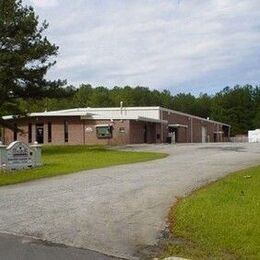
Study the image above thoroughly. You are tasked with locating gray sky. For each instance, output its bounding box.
[26,0,260,94]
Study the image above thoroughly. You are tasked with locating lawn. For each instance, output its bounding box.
[161,165,260,259]
[0,145,166,186]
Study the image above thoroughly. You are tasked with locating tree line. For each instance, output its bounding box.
[17,84,260,136]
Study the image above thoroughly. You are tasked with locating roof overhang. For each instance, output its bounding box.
[137,116,168,124]
[95,124,111,127]
[81,116,168,123]
[168,124,188,128]
[3,112,95,120]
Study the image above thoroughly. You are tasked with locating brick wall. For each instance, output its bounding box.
[129,121,145,144]
[129,121,160,144]
[3,111,229,145]
[162,111,190,142]
[161,110,227,143]
[3,117,131,145]
[83,120,130,145]
[4,123,28,144]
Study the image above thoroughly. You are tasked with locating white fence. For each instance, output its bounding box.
[230,136,248,143]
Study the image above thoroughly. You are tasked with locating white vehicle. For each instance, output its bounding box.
[248,129,260,143]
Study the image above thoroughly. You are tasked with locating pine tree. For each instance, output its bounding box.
[0,0,66,127]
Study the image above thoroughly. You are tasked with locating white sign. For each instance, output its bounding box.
[6,141,33,169]
[85,127,93,133]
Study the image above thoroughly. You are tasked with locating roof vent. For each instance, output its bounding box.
[120,101,123,115]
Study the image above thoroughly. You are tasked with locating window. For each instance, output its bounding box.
[14,123,17,141]
[36,124,44,144]
[0,127,3,142]
[119,127,125,133]
[28,123,32,143]
[96,125,112,138]
[64,120,69,142]
[48,122,52,143]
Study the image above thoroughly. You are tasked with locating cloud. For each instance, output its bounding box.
[26,0,260,93]
[30,0,59,8]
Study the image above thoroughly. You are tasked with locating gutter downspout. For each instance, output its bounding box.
[120,101,123,119]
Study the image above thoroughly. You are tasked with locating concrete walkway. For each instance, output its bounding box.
[0,143,259,259]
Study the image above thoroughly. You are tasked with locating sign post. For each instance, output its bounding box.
[31,141,42,167]
[0,141,42,170]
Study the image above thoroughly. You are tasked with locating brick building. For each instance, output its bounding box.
[1,106,230,145]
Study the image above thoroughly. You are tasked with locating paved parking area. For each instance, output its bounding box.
[0,232,118,260]
[0,143,259,259]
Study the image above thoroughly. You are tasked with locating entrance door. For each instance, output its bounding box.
[168,127,178,143]
[201,126,207,143]
[36,124,44,144]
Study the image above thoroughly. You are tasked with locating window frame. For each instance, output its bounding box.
[28,123,32,143]
[64,120,69,143]
[48,122,52,143]
[96,125,112,139]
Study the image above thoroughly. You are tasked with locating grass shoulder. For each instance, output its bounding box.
[160,165,260,259]
[0,145,167,186]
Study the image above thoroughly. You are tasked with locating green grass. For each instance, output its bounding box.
[0,145,167,186]
[161,165,260,259]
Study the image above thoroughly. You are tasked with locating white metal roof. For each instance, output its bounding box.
[2,109,96,120]
[3,107,160,121]
[2,106,230,126]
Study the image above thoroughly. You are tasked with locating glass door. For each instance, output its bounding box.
[36,124,44,144]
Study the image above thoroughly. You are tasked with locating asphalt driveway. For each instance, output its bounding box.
[0,143,259,259]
